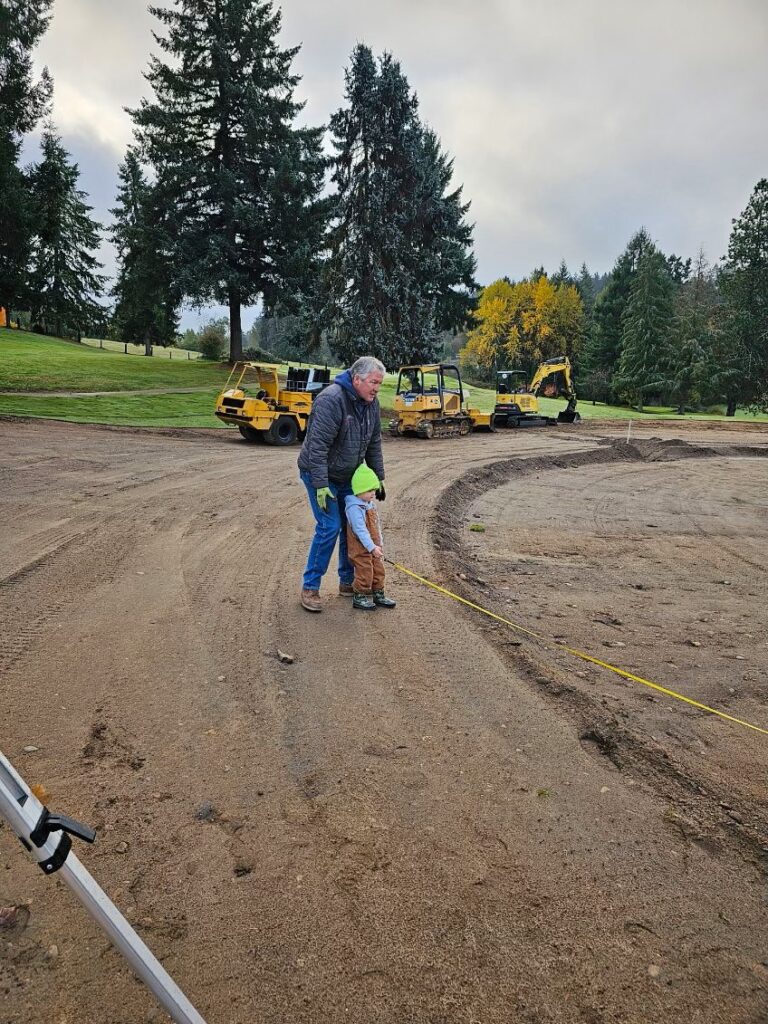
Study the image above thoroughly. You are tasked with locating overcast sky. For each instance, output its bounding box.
[27,0,768,330]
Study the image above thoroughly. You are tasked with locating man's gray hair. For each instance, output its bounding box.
[350,356,386,380]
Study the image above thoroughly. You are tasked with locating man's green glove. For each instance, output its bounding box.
[316,487,335,512]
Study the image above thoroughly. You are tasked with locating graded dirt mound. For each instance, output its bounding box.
[431,437,768,871]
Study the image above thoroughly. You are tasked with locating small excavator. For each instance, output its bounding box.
[494,356,580,427]
[214,362,330,444]
[388,363,495,438]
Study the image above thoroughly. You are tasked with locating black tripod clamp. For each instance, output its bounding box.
[29,807,96,874]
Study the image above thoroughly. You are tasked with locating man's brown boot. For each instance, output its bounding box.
[300,588,322,613]
[338,582,354,596]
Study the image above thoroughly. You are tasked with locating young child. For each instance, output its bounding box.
[344,463,397,611]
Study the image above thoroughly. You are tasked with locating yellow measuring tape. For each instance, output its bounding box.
[387,559,768,737]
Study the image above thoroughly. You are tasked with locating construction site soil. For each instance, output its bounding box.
[1,417,767,1024]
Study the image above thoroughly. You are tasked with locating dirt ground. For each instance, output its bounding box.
[1,417,767,1024]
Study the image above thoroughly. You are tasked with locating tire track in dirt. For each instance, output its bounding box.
[0,448,254,678]
[0,527,87,585]
[0,520,131,677]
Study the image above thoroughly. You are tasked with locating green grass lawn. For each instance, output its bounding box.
[0,330,228,392]
[565,401,768,422]
[1,330,766,428]
[79,335,203,360]
[0,389,224,427]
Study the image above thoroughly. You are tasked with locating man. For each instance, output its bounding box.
[297,356,386,613]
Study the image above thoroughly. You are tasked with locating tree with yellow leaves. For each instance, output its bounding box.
[460,279,517,380]
[462,275,584,381]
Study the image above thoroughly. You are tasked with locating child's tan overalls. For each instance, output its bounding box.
[347,506,385,594]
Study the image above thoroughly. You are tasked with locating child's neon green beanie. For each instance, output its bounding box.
[351,463,380,495]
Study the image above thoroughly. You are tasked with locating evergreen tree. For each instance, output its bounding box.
[0,134,33,321]
[614,249,675,410]
[705,293,745,417]
[669,249,719,413]
[719,178,768,410]
[27,127,106,339]
[0,0,53,322]
[110,148,180,354]
[325,45,475,367]
[576,263,598,318]
[665,253,692,286]
[580,229,654,400]
[131,0,326,362]
[414,126,476,336]
[551,259,573,287]
[0,0,53,137]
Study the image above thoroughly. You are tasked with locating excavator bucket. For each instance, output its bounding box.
[557,409,580,423]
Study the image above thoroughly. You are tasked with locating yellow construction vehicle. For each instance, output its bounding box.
[494,356,579,427]
[389,363,495,438]
[214,362,330,444]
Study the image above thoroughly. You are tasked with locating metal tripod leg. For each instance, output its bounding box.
[0,750,208,1024]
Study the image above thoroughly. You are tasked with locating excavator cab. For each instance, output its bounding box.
[495,357,579,427]
[496,370,528,396]
[494,369,539,424]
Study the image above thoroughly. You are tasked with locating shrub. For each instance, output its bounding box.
[243,345,281,363]
[199,322,227,360]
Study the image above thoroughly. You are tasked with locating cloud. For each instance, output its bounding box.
[35,0,152,155]
[28,0,768,311]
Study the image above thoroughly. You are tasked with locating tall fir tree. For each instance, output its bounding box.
[580,228,654,399]
[110,148,180,354]
[131,0,326,362]
[575,263,598,318]
[614,249,675,410]
[28,127,105,339]
[325,45,475,367]
[412,126,476,337]
[669,249,719,413]
[0,0,52,137]
[718,178,768,410]
[551,259,573,287]
[0,133,34,320]
[0,0,53,322]
[665,253,692,286]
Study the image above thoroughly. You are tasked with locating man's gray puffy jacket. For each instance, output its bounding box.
[297,370,384,489]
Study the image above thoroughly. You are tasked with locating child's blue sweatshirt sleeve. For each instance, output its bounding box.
[345,496,377,551]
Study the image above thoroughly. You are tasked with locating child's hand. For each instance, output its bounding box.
[371,545,383,559]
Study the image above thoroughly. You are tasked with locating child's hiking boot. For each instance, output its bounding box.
[353,592,376,611]
[373,590,396,608]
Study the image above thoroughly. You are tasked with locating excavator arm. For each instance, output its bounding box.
[529,358,576,406]
[528,357,579,421]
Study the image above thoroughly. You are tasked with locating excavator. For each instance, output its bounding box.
[494,356,580,427]
[214,362,330,444]
[388,363,495,438]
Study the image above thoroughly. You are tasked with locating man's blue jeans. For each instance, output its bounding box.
[300,470,354,590]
